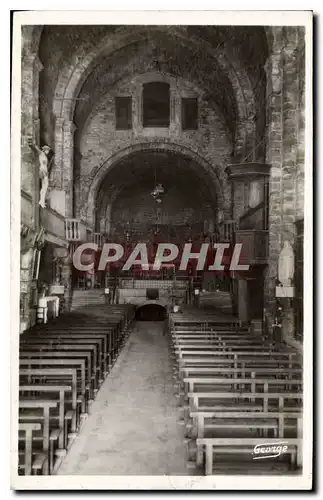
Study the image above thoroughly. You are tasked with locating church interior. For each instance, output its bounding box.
[18,24,305,476]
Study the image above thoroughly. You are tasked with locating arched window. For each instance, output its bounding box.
[143,82,170,127]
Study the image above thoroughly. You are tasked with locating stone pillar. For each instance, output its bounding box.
[46,116,67,216]
[264,27,305,343]
[133,81,142,131]
[20,48,43,331]
[296,42,305,220]
[263,28,284,334]
[172,83,181,136]
[238,279,248,323]
[63,120,77,217]
[20,234,35,331]
[73,147,82,219]
[105,204,112,236]
[21,52,43,215]
[61,253,73,312]
[52,116,65,188]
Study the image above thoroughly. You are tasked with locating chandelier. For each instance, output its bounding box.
[150,166,164,204]
[151,183,164,204]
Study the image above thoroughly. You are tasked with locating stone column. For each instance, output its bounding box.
[52,116,65,188]
[296,40,305,220]
[105,204,112,236]
[73,147,82,219]
[264,27,304,343]
[63,120,77,218]
[133,81,142,132]
[263,29,284,335]
[20,50,43,331]
[238,279,248,324]
[61,252,74,312]
[45,116,68,215]
[21,52,43,217]
[55,117,76,310]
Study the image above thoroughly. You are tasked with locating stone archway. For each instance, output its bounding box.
[52,26,255,130]
[50,26,259,198]
[135,303,168,321]
[85,142,225,227]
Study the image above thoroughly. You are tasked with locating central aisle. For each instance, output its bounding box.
[58,321,188,475]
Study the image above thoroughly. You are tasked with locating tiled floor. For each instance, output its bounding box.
[58,321,188,475]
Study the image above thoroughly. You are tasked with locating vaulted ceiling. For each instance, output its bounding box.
[35,25,269,224]
[95,149,218,219]
[38,25,268,144]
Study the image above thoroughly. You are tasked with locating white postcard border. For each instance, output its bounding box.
[10,9,313,490]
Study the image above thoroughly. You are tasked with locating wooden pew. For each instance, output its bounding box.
[173,345,297,355]
[20,358,87,416]
[172,351,301,370]
[169,313,303,476]
[196,432,302,475]
[20,368,78,435]
[21,333,106,385]
[175,366,302,393]
[19,384,72,451]
[172,337,265,345]
[189,410,302,467]
[20,351,93,402]
[20,340,100,391]
[182,376,303,394]
[29,330,113,374]
[173,350,299,374]
[19,399,58,474]
[171,324,249,331]
[189,410,301,438]
[18,422,47,476]
[178,366,302,379]
[17,304,135,476]
[27,322,124,371]
[29,318,125,365]
[187,392,303,414]
[175,358,302,369]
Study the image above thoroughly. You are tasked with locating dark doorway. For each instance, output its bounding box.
[135,304,167,321]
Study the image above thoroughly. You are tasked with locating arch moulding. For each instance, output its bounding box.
[85,142,225,227]
[52,26,255,130]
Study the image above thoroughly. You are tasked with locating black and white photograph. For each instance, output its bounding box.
[10,10,313,490]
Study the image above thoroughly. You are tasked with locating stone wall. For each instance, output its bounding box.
[264,26,305,347]
[76,72,232,225]
[20,25,306,336]
[110,184,213,241]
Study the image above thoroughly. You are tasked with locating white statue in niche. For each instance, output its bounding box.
[278,240,295,287]
[29,141,54,208]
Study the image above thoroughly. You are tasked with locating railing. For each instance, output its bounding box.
[65,219,80,241]
[202,275,233,294]
[65,220,104,244]
[119,279,188,290]
[92,232,103,246]
[220,220,238,243]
